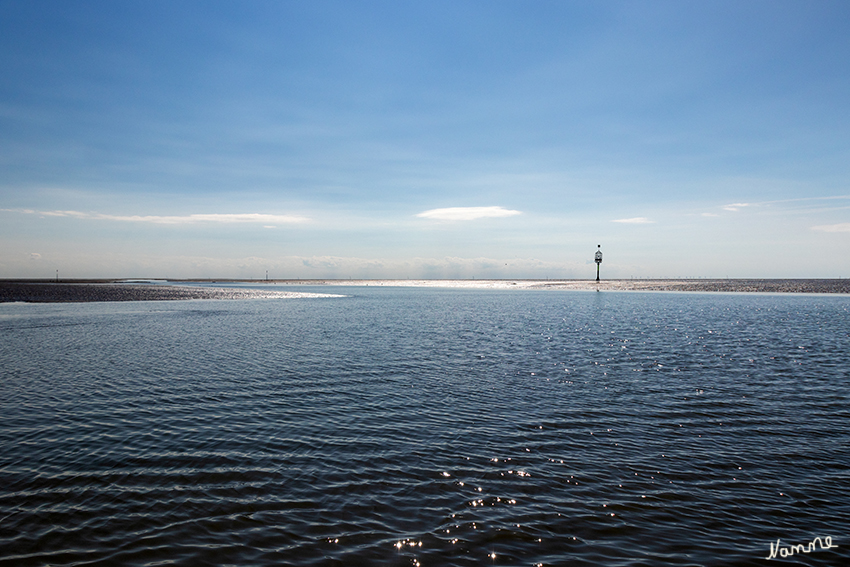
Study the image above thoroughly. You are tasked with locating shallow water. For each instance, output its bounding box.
[1,288,848,566]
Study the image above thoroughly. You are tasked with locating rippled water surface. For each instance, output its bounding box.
[2,288,849,566]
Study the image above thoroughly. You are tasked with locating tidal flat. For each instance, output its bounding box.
[2,278,850,303]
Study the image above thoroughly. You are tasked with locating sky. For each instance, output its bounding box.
[1,0,849,280]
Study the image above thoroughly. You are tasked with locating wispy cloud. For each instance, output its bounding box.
[611,217,655,224]
[3,209,310,224]
[756,195,850,206]
[811,223,850,233]
[701,212,719,217]
[416,206,521,221]
[720,196,850,214]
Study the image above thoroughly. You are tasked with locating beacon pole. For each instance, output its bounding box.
[595,245,602,282]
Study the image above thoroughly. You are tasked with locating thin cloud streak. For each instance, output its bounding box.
[721,196,850,213]
[416,206,522,221]
[4,209,310,224]
[811,223,850,233]
[752,195,850,206]
[611,217,655,224]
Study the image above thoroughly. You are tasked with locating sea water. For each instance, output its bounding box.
[1,287,848,566]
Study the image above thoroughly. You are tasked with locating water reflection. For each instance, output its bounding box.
[0,290,848,565]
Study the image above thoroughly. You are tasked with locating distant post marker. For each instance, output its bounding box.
[594,245,602,282]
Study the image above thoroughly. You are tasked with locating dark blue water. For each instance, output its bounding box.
[1,288,848,566]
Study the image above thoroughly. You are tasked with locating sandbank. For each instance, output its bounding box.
[2,278,849,303]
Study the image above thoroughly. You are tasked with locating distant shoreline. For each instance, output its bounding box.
[2,278,850,303]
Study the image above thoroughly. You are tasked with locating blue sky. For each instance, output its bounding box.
[2,0,849,279]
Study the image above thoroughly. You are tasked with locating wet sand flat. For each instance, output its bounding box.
[2,279,850,303]
[288,278,850,293]
[0,282,341,303]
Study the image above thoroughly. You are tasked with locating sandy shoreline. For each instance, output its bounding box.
[2,278,850,303]
[275,278,850,293]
